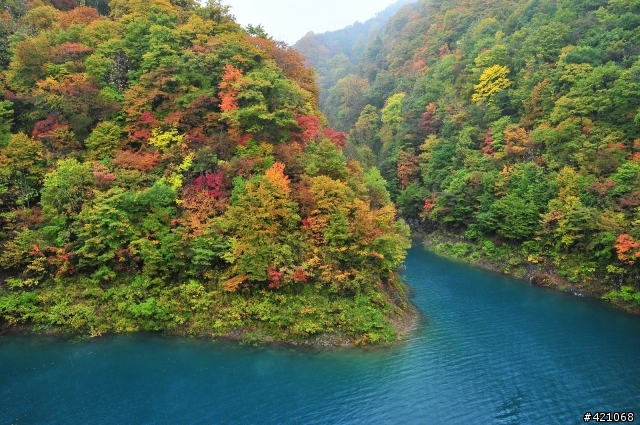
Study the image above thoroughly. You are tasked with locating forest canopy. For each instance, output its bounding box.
[0,0,411,343]
[298,0,640,310]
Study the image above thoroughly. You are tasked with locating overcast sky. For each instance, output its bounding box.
[220,0,398,45]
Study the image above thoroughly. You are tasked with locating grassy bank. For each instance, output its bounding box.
[0,275,418,346]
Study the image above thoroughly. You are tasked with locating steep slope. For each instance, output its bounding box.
[0,0,412,343]
[294,0,416,120]
[313,0,640,310]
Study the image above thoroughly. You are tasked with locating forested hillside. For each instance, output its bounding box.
[294,0,415,116]
[313,0,640,310]
[0,0,412,343]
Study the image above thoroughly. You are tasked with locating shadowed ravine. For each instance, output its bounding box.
[2,245,639,424]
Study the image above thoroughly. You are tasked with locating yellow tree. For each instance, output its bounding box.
[471,65,511,104]
[222,162,302,285]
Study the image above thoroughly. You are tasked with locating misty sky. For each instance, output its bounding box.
[220,0,398,45]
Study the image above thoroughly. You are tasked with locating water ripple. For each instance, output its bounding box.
[2,246,640,424]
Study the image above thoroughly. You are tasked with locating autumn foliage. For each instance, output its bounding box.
[218,64,242,113]
[615,235,640,265]
[295,0,640,307]
[0,0,411,341]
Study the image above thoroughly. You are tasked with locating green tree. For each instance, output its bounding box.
[85,121,123,160]
[75,187,135,273]
[0,133,48,208]
[486,193,540,240]
[304,139,349,181]
[41,159,94,222]
[0,100,13,147]
[352,104,382,154]
[381,93,406,128]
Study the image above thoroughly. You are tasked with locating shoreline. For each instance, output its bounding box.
[4,228,638,346]
[0,308,421,348]
[418,231,640,316]
[0,284,422,348]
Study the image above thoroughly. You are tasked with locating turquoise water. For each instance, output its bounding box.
[2,246,640,424]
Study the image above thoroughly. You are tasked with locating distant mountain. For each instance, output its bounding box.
[294,0,416,107]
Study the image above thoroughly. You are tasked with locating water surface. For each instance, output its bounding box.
[2,246,639,424]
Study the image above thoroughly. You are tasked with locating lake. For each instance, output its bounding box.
[1,246,639,424]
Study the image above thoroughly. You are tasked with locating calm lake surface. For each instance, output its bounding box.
[2,246,640,424]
